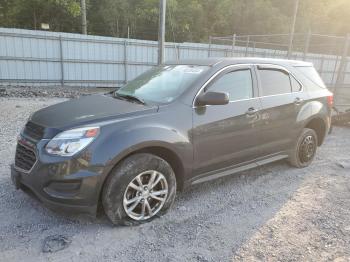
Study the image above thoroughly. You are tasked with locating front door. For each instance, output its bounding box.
[192,65,262,177]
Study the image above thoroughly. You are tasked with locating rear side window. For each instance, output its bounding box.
[295,66,326,88]
[208,69,253,101]
[259,69,291,96]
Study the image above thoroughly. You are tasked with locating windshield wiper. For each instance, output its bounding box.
[114,92,146,105]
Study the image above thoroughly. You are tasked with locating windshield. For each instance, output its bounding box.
[116,65,209,104]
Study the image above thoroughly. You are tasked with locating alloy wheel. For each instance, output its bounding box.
[123,170,168,221]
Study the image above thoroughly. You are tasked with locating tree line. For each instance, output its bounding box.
[0,0,349,43]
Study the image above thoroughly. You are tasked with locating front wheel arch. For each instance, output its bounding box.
[101,153,177,225]
[133,146,186,190]
[96,145,186,215]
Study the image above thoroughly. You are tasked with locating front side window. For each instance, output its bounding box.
[208,69,253,101]
[116,65,209,104]
[259,69,292,96]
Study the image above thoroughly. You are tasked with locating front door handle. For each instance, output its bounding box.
[294,97,304,105]
[246,107,258,116]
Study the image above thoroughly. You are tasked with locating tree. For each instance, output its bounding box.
[0,0,349,41]
[0,0,81,31]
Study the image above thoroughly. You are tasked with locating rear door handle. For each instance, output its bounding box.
[246,107,258,116]
[294,97,304,105]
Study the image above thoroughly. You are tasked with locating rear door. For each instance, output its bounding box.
[192,65,262,176]
[256,64,306,156]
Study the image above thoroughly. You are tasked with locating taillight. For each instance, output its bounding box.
[327,95,334,108]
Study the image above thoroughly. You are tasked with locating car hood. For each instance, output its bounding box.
[30,94,158,129]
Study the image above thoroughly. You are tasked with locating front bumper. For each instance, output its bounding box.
[11,139,106,216]
[11,165,98,215]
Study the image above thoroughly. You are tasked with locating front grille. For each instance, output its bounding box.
[23,121,45,140]
[15,143,37,171]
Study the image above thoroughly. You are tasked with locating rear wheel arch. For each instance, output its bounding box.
[304,117,327,146]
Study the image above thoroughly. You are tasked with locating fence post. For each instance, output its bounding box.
[177,44,181,60]
[208,36,212,57]
[174,44,180,61]
[273,49,277,58]
[59,36,64,86]
[319,55,325,77]
[335,34,350,99]
[331,55,340,88]
[303,30,311,61]
[124,40,128,84]
[245,35,250,57]
[231,34,236,56]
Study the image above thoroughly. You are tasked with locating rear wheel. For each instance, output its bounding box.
[288,128,318,168]
[102,153,177,225]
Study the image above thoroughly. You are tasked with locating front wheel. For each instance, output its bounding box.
[288,128,318,168]
[102,153,177,225]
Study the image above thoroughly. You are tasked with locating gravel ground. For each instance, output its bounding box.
[0,86,113,98]
[0,97,350,262]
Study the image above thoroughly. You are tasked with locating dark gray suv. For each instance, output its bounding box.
[11,58,333,225]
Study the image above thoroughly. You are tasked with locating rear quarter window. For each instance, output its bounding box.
[290,76,302,92]
[295,66,326,88]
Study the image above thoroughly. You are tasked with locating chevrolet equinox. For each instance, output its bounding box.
[11,58,333,225]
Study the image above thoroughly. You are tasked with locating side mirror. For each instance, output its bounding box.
[196,91,229,106]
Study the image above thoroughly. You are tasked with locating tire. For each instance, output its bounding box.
[288,128,318,168]
[102,153,177,226]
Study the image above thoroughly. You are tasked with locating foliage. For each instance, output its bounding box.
[0,0,350,42]
[0,0,81,31]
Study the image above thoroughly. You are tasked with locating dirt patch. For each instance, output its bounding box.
[233,168,350,261]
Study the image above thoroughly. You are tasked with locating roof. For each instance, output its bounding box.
[165,57,313,67]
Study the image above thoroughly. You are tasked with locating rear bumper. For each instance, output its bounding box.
[11,164,99,215]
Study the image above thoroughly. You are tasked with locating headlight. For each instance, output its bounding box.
[45,126,100,156]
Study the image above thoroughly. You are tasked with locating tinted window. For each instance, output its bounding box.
[208,69,253,101]
[259,69,291,96]
[295,66,326,88]
[290,76,302,92]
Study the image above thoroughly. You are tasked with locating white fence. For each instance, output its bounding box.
[0,28,349,88]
